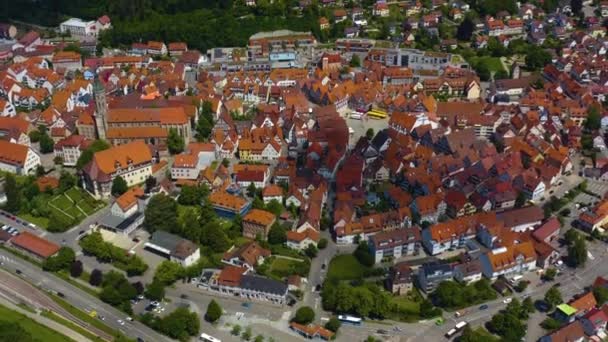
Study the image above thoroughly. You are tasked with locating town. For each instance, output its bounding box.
[0,0,607,341]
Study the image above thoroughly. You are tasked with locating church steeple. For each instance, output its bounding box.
[93,72,108,141]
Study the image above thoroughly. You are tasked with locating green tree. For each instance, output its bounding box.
[545,286,563,310]
[564,229,580,245]
[593,286,608,305]
[242,327,252,341]
[456,17,474,41]
[177,185,208,205]
[90,269,103,286]
[525,46,552,71]
[195,116,213,141]
[247,183,257,198]
[292,306,315,324]
[76,140,110,170]
[231,324,242,336]
[39,132,54,153]
[205,300,222,323]
[145,279,166,301]
[366,128,374,140]
[318,238,328,249]
[265,199,283,217]
[305,243,318,258]
[487,312,526,341]
[154,261,185,285]
[354,242,374,267]
[111,176,128,196]
[325,317,341,332]
[543,268,557,281]
[157,307,200,340]
[200,221,230,252]
[42,247,76,272]
[568,237,587,267]
[167,128,185,154]
[144,194,179,233]
[58,171,77,192]
[70,260,83,277]
[268,222,287,245]
[541,317,562,330]
[350,54,361,67]
[4,174,20,213]
[584,107,601,131]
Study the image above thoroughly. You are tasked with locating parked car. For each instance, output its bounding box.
[479,304,488,310]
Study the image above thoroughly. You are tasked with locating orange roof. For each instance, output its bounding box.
[243,209,276,227]
[115,187,144,211]
[217,265,246,287]
[106,127,168,139]
[262,184,283,198]
[233,164,268,174]
[107,107,189,125]
[486,242,536,272]
[0,140,29,167]
[11,231,60,259]
[173,154,197,168]
[569,292,597,313]
[289,322,334,340]
[208,191,249,211]
[286,228,320,243]
[52,51,81,63]
[92,141,152,175]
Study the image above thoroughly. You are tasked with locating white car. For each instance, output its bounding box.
[503,298,512,304]
[117,319,125,326]
[126,316,133,321]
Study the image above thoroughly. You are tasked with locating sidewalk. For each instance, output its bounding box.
[0,296,93,342]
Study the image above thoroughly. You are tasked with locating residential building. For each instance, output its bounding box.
[171,142,216,181]
[243,209,276,240]
[201,266,288,304]
[82,141,154,198]
[369,229,421,264]
[386,262,414,295]
[262,184,283,204]
[208,191,251,218]
[480,242,537,280]
[453,259,483,284]
[286,228,320,250]
[52,51,82,72]
[290,322,335,341]
[539,321,585,342]
[532,217,561,243]
[579,200,608,232]
[417,262,453,292]
[0,140,41,175]
[497,206,544,232]
[580,308,608,336]
[222,241,271,271]
[144,231,200,267]
[53,135,90,167]
[98,187,148,236]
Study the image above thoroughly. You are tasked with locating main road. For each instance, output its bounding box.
[0,248,172,342]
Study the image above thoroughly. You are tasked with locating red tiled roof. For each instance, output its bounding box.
[11,232,60,259]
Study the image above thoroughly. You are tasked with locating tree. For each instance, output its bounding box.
[154,261,185,285]
[487,312,526,341]
[58,171,77,192]
[254,335,264,342]
[522,297,535,314]
[90,269,103,286]
[525,46,552,71]
[325,317,341,333]
[366,128,374,140]
[293,306,315,324]
[4,174,20,213]
[268,222,287,245]
[265,199,283,217]
[354,242,374,267]
[145,176,157,193]
[231,324,242,336]
[157,307,200,340]
[350,54,361,67]
[564,229,580,245]
[242,327,252,341]
[568,237,587,267]
[541,317,562,330]
[545,286,563,310]
[195,115,213,141]
[594,286,608,305]
[76,140,110,170]
[144,279,166,301]
[39,133,55,154]
[167,128,185,154]
[178,185,208,205]
[0,321,35,341]
[584,107,601,131]
[247,183,257,198]
[70,260,83,277]
[543,268,557,281]
[205,300,222,323]
[318,238,328,249]
[43,247,76,272]
[456,17,474,41]
[305,243,318,258]
[111,176,128,196]
[144,194,178,233]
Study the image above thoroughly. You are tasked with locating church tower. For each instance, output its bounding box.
[93,73,108,140]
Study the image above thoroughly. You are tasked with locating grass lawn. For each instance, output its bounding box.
[41,311,104,342]
[18,213,49,228]
[0,304,73,342]
[326,254,370,281]
[468,56,506,72]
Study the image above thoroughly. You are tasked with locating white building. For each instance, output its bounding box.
[171,143,216,181]
[53,135,90,167]
[59,16,111,38]
[145,231,200,267]
[0,140,40,175]
[480,243,537,280]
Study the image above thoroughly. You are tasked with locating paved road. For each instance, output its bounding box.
[0,249,172,342]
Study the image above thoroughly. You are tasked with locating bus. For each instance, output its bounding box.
[338,315,362,325]
[199,333,221,342]
[445,328,458,338]
[366,109,388,119]
[455,321,468,330]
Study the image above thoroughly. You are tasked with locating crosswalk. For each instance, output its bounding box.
[0,255,14,264]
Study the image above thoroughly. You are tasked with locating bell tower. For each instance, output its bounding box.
[93,72,108,140]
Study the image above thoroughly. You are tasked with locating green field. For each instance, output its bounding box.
[0,304,73,342]
[326,254,370,281]
[19,213,50,228]
[468,56,506,73]
[48,187,104,221]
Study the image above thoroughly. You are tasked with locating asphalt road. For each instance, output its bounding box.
[0,248,172,342]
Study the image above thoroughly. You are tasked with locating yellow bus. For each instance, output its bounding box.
[366,109,387,119]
